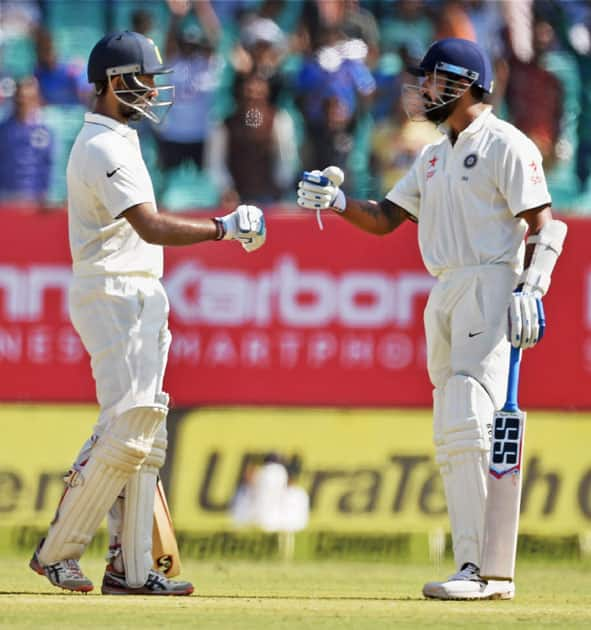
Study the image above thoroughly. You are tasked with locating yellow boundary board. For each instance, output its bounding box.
[1,405,591,535]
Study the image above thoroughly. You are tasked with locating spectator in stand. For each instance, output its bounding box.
[341,0,381,70]
[463,0,506,61]
[33,28,90,106]
[554,0,591,202]
[371,76,441,195]
[154,13,223,184]
[0,77,52,204]
[308,85,356,174]
[231,15,290,105]
[131,9,154,39]
[433,0,477,41]
[207,72,297,205]
[505,16,564,169]
[295,25,376,189]
[377,0,434,62]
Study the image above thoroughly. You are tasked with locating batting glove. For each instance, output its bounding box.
[508,292,546,349]
[297,166,346,212]
[218,204,266,252]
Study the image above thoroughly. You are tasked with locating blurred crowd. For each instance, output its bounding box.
[1,0,591,213]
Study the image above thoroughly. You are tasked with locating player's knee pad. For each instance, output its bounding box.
[94,403,168,473]
[435,374,494,569]
[439,375,493,456]
[143,425,168,472]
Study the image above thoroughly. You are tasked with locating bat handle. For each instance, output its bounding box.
[504,345,522,412]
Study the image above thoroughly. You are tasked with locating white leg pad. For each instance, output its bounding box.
[39,403,167,566]
[121,423,168,587]
[435,375,493,570]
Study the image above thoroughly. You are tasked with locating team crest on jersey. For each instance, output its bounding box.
[464,153,478,168]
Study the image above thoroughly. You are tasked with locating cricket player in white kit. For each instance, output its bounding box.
[297,38,567,600]
[29,31,266,595]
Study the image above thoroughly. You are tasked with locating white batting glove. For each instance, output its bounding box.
[219,204,266,252]
[508,292,546,349]
[297,166,346,212]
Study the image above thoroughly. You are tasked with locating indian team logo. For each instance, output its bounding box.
[464,153,478,168]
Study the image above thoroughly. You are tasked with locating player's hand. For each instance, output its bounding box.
[220,204,266,252]
[297,166,346,212]
[508,292,545,349]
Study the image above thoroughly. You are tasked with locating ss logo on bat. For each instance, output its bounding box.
[491,416,521,466]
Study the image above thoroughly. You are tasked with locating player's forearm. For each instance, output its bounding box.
[339,199,406,235]
[133,211,218,246]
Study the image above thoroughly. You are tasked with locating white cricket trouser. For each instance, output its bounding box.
[69,274,172,431]
[425,264,518,569]
[63,274,172,581]
[424,264,517,408]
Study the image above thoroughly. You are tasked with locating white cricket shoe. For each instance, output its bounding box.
[29,539,93,593]
[423,562,515,600]
[101,565,194,596]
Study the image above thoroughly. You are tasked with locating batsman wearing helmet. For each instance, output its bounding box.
[297,38,567,600]
[29,31,266,595]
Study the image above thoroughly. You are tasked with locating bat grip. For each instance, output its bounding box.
[504,345,522,412]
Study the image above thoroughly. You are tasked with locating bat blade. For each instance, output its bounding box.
[152,479,182,577]
[480,407,526,580]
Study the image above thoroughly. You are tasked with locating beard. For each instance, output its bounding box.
[423,97,459,124]
[118,101,143,122]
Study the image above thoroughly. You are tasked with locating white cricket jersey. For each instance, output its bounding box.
[386,107,552,277]
[67,112,163,278]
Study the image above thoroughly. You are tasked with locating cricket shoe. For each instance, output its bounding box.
[422,562,515,600]
[101,565,194,596]
[29,540,93,593]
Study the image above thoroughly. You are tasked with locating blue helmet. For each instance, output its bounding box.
[88,31,171,83]
[87,31,174,124]
[403,38,493,122]
[411,37,494,94]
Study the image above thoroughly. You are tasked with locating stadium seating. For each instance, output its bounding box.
[43,104,85,205]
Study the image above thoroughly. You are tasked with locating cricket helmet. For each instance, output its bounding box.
[403,38,494,122]
[87,31,174,124]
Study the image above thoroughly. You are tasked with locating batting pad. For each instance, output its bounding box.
[436,375,493,570]
[38,403,167,566]
[122,424,168,587]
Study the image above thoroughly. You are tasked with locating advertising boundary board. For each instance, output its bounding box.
[0,210,589,407]
[2,405,591,538]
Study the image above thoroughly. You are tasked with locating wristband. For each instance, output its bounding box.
[212,218,226,240]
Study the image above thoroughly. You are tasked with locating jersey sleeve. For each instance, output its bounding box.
[88,141,153,219]
[384,150,423,219]
[496,134,552,216]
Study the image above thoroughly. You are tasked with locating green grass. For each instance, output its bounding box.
[2,554,591,629]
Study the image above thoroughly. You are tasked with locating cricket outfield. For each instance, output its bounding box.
[2,554,591,629]
[2,405,591,627]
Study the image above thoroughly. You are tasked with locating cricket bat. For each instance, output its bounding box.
[481,345,526,581]
[152,478,182,577]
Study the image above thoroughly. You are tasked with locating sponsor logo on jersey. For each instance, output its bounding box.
[426,155,438,180]
[529,161,543,185]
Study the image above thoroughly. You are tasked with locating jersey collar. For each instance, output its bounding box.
[460,105,493,137]
[84,112,137,139]
[439,105,493,142]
